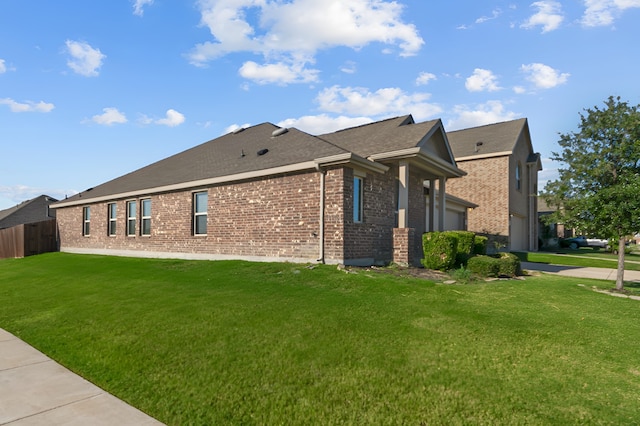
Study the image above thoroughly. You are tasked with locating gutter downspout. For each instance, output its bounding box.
[316,165,326,263]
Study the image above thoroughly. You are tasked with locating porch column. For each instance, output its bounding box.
[428,178,436,232]
[398,162,409,228]
[438,177,446,231]
[394,162,417,266]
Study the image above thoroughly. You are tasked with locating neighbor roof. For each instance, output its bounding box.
[0,195,57,228]
[447,118,529,160]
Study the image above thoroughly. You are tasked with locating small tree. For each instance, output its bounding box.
[543,96,640,290]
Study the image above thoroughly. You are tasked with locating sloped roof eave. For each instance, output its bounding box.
[368,147,466,178]
[52,155,388,209]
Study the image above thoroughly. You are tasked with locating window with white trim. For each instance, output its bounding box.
[141,199,151,236]
[126,201,137,236]
[353,176,363,223]
[82,206,90,236]
[107,203,117,236]
[193,191,208,235]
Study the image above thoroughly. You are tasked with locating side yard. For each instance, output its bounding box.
[1,253,639,424]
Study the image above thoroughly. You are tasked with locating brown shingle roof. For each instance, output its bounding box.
[447,118,528,159]
[57,123,349,205]
[319,115,442,157]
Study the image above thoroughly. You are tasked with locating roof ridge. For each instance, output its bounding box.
[448,117,526,134]
[320,114,413,136]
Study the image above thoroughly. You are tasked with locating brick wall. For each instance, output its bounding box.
[446,156,510,236]
[57,165,428,265]
[58,171,324,261]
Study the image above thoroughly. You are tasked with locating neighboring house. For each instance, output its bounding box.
[0,195,57,229]
[52,115,466,266]
[0,195,58,258]
[537,197,569,249]
[446,119,542,251]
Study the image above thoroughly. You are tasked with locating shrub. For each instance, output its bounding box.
[474,236,488,255]
[422,232,458,271]
[497,252,522,277]
[467,255,500,277]
[467,253,522,278]
[443,231,475,266]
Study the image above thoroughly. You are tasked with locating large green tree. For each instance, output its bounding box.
[543,96,640,290]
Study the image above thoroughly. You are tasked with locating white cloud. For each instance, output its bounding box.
[416,72,437,86]
[465,68,501,92]
[521,1,564,33]
[581,0,640,27]
[0,98,54,113]
[513,86,527,94]
[0,59,6,74]
[133,0,154,16]
[65,40,106,77]
[188,0,424,84]
[521,63,569,89]
[476,8,502,24]
[0,185,74,209]
[91,107,127,125]
[155,109,185,127]
[239,60,319,84]
[277,114,373,135]
[539,157,561,190]
[447,100,520,130]
[340,61,357,74]
[224,123,252,134]
[316,85,442,121]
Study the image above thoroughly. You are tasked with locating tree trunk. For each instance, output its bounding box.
[616,237,626,291]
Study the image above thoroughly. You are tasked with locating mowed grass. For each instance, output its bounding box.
[1,253,640,424]
[516,249,640,271]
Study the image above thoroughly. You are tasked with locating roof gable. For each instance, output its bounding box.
[447,118,529,160]
[320,115,462,177]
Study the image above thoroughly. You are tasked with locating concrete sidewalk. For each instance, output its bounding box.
[0,329,164,425]
[522,262,640,283]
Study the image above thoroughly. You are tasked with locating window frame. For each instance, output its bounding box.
[126,201,137,237]
[107,203,117,236]
[193,191,208,236]
[353,176,364,223]
[141,198,151,236]
[515,161,522,191]
[82,206,91,236]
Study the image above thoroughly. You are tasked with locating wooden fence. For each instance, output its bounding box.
[0,219,58,259]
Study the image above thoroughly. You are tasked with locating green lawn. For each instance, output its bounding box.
[515,249,640,271]
[1,253,640,424]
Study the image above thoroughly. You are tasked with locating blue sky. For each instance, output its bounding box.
[1,0,639,209]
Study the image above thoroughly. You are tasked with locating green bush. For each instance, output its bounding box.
[443,231,475,266]
[467,255,500,277]
[497,252,522,277]
[422,232,458,271]
[467,253,522,278]
[474,236,488,255]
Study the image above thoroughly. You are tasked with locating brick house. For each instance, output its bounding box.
[446,118,542,251]
[52,115,466,266]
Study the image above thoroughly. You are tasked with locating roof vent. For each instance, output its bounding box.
[232,127,245,134]
[271,127,289,137]
[475,141,483,152]
[257,148,269,156]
